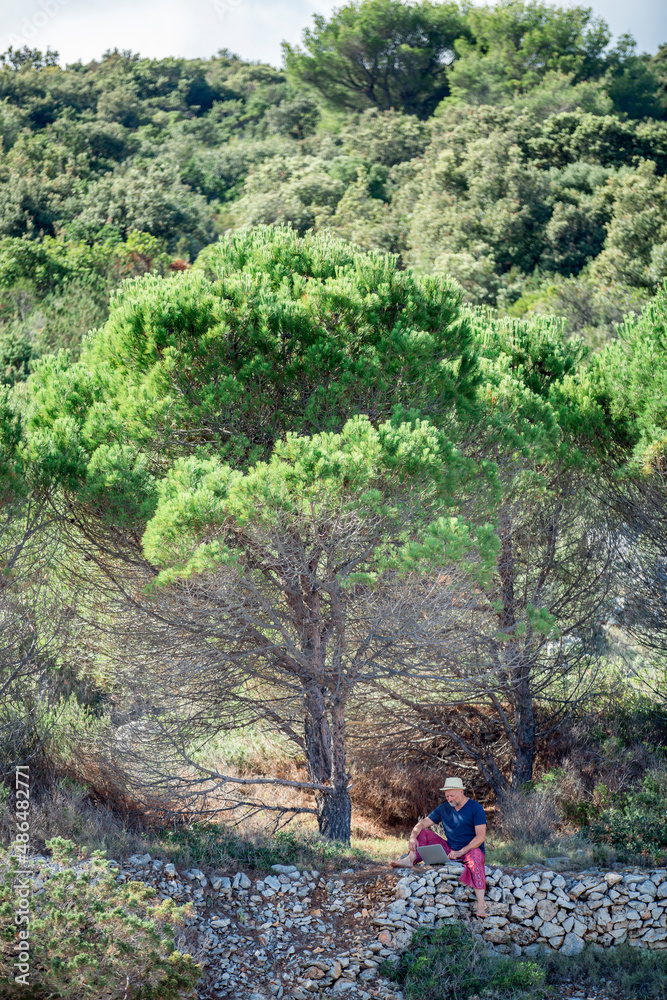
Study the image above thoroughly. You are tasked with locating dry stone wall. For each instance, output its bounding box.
[15,851,667,999]
[380,862,667,958]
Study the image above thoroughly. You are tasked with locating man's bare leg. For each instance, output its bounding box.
[473,887,486,917]
[390,850,418,868]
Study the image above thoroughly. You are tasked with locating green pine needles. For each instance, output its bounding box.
[0,839,200,999]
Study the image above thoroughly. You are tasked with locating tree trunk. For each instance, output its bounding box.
[303,682,332,783]
[511,739,535,788]
[498,508,536,789]
[511,659,536,788]
[317,784,352,842]
[303,684,351,843]
[322,700,351,841]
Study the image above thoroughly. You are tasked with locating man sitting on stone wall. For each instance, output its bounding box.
[390,776,487,917]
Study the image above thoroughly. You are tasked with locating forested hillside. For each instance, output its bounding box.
[0,0,666,380]
[3,3,667,995]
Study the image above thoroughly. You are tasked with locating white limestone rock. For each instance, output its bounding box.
[560,932,585,956]
[536,900,558,922]
[605,872,623,887]
[540,921,565,939]
[392,929,413,950]
[127,853,152,868]
[395,878,413,900]
[211,876,231,891]
[510,925,538,946]
[485,927,511,944]
[573,918,587,937]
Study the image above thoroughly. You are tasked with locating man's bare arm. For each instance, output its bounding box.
[408,815,435,853]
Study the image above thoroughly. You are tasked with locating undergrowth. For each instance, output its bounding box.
[0,838,200,1000]
[587,767,667,863]
[542,942,667,1000]
[383,923,547,1000]
[0,779,403,873]
[148,822,386,872]
[387,925,667,1000]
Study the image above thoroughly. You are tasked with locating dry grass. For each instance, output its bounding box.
[199,738,446,840]
[0,768,406,873]
[496,787,561,844]
[0,778,151,859]
[349,761,452,831]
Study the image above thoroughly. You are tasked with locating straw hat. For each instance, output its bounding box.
[440,777,464,791]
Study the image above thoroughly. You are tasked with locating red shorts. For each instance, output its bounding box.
[415,829,486,890]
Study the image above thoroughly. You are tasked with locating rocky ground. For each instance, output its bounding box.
[22,851,648,999]
[115,854,406,1000]
[113,853,636,999]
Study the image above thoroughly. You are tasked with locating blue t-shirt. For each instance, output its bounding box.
[428,799,486,854]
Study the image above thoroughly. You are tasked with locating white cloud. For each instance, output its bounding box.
[0,0,337,65]
[0,0,664,69]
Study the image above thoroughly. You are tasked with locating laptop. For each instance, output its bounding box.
[418,843,451,865]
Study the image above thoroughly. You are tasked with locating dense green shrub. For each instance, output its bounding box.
[0,232,168,293]
[0,231,171,360]
[384,923,546,999]
[388,924,667,1000]
[542,941,667,1000]
[0,326,34,384]
[589,767,667,859]
[0,838,200,999]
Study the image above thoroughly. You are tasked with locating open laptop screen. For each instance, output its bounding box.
[418,843,450,865]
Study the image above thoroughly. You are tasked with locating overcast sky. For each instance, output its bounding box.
[1,0,665,68]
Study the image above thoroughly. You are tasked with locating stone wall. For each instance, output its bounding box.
[17,849,667,999]
[376,862,667,958]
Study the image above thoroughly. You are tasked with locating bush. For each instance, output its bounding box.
[0,326,35,384]
[349,761,451,829]
[542,941,667,1000]
[588,765,667,861]
[497,787,561,844]
[0,838,200,999]
[384,923,546,1000]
